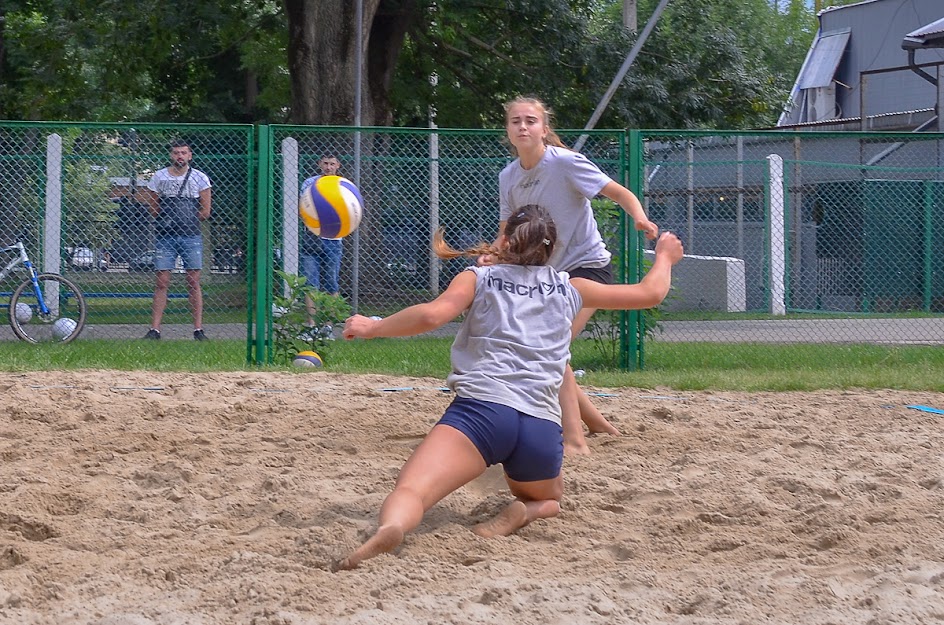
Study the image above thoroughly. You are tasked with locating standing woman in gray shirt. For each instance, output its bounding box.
[495,95,660,456]
[335,205,683,570]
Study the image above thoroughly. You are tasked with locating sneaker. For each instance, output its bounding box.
[320,324,335,341]
[193,329,208,341]
[144,329,161,340]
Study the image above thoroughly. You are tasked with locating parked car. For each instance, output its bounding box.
[70,246,94,270]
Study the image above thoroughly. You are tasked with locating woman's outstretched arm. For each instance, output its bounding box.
[572,231,683,311]
[344,270,476,339]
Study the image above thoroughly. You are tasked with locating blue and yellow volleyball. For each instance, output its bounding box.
[293,350,323,368]
[299,175,364,239]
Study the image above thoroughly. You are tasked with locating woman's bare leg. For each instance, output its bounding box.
[560,366,590,456]
[577,386,620,435]
[473,474,563,538]
[335,424,486,570]
[571,307,620,436]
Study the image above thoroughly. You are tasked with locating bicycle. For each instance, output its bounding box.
[1,237,87,343]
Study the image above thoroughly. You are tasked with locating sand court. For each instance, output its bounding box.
[1,370,943,624]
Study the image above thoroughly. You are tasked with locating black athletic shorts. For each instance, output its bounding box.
[568,263,615,285]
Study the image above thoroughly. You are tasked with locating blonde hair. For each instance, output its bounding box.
[503,96,569,157]
[433,205,557,267]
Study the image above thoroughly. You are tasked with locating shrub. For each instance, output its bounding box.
[272,270,351,365]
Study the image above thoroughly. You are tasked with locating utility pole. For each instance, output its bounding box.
[623,0,637,32]
[573,0,671,152]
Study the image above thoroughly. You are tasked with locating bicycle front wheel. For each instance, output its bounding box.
[9,273,87,343]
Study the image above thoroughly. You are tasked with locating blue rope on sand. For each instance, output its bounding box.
[906,404,944,415]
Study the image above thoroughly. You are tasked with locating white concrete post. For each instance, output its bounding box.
[767,154,786,315]
[281,137,299,297]
[45,134,63,316]
[45,134,63,275]
[429,125,440,295]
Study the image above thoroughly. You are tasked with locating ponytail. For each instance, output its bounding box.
[433,205,557,267]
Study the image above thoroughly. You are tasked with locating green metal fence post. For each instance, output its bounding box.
[924,179,933,312]
[244,127,257,364]
[622,129,644,371]
[251,125,272,365]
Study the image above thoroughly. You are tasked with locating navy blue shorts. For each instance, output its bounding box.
[436,396,563,482]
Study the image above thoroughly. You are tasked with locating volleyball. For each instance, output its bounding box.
[52,317,77,341]
[293,350,323,368]
[299,175,364,239]
[14,303,32,324]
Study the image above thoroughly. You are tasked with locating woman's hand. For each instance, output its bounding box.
[636,218,659,240]
[342,314,378,340]
[654,231,683,264]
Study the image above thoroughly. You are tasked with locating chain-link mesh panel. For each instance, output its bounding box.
[266,126,512,366]
[6,122,939,357]
[640,131,944,345]
[0,122,253,341]
[260,126,635,365]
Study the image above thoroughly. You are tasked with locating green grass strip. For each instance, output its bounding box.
[0,338,941,392]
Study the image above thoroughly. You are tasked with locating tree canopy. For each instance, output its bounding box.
[0,0,843,129]
[0,0,286,122]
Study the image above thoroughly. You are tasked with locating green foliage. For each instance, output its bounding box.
[576,0,816,129]
[0,0,287,122]
[60,130,121,251]
[393,0,598,128]
[394,0,821,129]
[1,0,825,129]
[271,270,351,366]
[8,128,121,255]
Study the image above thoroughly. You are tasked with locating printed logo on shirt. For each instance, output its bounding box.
[486,275,567,298]
[155,179,195,197]
[519,178,540,190]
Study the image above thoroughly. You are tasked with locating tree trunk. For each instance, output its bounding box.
[285,0,414,126]
[366,0,416,126]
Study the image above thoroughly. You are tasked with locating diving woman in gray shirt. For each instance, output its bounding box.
[336,205,683,570]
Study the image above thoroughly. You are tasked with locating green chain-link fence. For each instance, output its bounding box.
[0,122,254,343]
[2,122,941,364]
[254,125,635,366]
[637,130,944,347]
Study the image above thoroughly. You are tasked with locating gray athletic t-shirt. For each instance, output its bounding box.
[447,264,583,425]
[499,145,612,272]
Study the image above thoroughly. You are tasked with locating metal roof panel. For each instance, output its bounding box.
[902,16,944,49]
[798,29,851,89]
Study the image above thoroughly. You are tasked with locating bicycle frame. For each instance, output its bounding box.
[0,241,51,315]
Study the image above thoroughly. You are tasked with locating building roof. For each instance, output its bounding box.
[902,16,944,49]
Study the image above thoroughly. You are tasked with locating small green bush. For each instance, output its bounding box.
[272,270,351,365]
